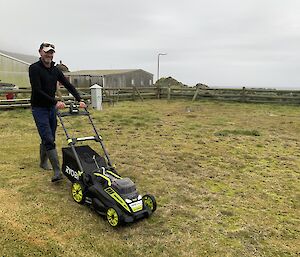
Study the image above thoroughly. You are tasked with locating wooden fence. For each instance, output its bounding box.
[1,86,300,109]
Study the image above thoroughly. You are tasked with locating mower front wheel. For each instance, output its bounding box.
[71,182,86,204]
[106,207,122,227]
[142,194,157,213]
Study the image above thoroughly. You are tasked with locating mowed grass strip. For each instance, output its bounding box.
[0,100,299,257]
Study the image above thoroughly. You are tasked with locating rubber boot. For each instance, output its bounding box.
[47,149,63,182]
[40,144,52,170]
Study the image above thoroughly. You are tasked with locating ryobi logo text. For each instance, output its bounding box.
[65,166,79,180]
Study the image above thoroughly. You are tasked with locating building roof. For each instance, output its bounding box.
[0,50,39,65]
[65,69,153,76]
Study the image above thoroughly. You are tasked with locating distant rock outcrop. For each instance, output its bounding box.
[56,60,70,72]
[155,77,187,87]
[195,83,209,89]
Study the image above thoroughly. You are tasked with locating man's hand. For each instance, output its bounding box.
[79,101,87,108]
[56,101,66,109]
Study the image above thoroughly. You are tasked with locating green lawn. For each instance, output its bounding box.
[0,100,299,257]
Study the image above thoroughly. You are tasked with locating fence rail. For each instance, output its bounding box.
[1,86,300,109]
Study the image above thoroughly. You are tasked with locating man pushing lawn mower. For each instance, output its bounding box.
[29,42,86,182]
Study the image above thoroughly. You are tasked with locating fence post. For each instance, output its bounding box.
[117,89,120,102]
[90,84,102,110]
[133,86,144,101]
[167,86,171,101]
[242,86,246,102]
[132,86,136,101]
[192,85,200,101]
[156,84,161,99]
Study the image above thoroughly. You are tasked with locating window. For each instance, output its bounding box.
[131,79,135,85]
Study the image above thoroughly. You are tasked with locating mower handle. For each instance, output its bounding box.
[56,101,114,168]
[57,102,89,117]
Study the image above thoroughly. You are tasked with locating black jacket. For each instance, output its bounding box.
[29,59,81,107]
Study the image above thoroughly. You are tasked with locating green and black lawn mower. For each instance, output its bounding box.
[57,103,156,227]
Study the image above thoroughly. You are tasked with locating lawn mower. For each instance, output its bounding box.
[56,103,156,227]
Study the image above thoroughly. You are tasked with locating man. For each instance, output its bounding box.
[29,42,86,182]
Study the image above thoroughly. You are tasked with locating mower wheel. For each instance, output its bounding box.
[142,194,157,212]
[71,182,86,204]
[106,207,121,227]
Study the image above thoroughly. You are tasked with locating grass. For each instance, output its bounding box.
[214,129,261,137]
[0,100,299,257]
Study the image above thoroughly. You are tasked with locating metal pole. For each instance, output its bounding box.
[157,53,167,82]
[157,54,160,82]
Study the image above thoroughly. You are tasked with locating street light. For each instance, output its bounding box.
[157,53,167,82]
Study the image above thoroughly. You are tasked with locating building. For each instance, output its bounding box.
[0,50,38,88]
[65,69,153,88]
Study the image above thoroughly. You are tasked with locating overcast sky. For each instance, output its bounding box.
[1,0,300,88]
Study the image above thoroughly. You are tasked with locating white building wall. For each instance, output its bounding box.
[0,54,30,87]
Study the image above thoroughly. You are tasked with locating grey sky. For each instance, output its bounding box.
[1,0,300,88]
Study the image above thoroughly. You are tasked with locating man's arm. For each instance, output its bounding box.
[56,69,86,109]
[57,69,81,102]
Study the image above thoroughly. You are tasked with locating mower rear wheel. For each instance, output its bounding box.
[71,182,86,204]
[106,207,121,227]
[142,194,157,212]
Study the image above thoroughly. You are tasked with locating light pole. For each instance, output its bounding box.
[157,53,167,82]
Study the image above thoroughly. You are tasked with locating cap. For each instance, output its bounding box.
[39,42,55,52]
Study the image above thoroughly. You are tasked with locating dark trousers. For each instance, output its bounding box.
[32,106,57,151]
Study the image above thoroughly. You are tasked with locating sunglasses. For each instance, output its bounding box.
[41,43,55,49]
